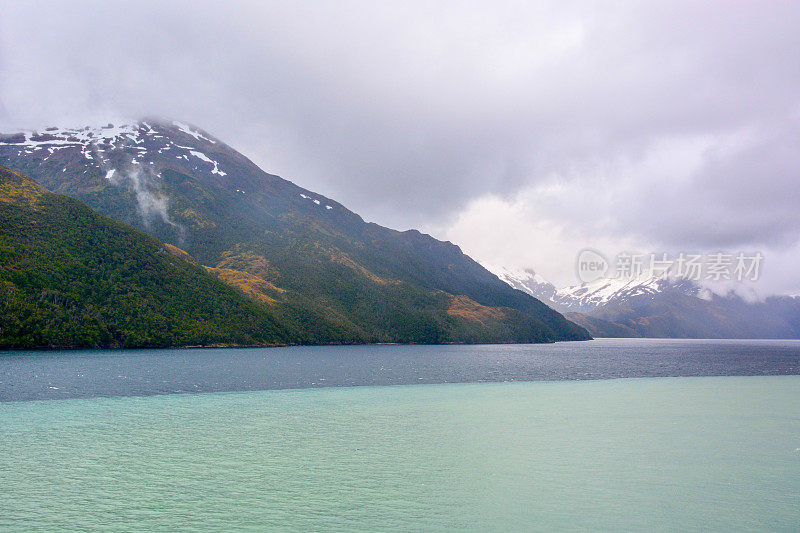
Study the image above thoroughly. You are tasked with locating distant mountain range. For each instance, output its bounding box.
[0,120,589,348]
[484,264,800,339]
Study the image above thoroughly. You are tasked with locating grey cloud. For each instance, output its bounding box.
[614,120,800,250]
[1,0,799,288]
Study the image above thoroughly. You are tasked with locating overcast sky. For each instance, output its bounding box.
[1,1,799,293]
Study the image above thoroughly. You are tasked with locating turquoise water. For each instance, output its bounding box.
[1,376,798,531]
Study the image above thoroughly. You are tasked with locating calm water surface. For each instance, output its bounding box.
[1,340,799,531]
[2,338,799,401]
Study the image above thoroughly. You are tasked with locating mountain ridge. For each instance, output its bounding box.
[0,120,590,345]
[484,264,800,339]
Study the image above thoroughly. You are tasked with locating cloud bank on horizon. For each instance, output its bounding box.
[1,1,798,293]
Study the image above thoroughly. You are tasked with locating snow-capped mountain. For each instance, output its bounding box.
[3,121,224,173]
[481,264,558,302]
[2,120,270,194]
[485,263,800,338]
[0,120,348,243]
[0,119,590,344]
[552,274,702,313]
[482,263,694,313]
[553,275,666,312]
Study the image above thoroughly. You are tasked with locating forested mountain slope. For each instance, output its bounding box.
[0,121,589,344]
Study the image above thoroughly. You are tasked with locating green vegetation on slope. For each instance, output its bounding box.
[0,121,591,345]
[0,166,295,348]
[0,165,576,348]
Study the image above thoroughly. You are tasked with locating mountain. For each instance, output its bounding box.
[485,264,800,339]
[561,313,641,338]
[586,289,800,339]
[0,164,303,348]
[0,121,590,345]
[484,264,689,314]
[482,264,559,302]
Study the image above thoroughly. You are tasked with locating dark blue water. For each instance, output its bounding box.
[2,338,799,402]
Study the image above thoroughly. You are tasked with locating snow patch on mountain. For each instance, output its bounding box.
[173,121,216,144]
[189,150,226,176]
[6,124,144,157]
[299,193,333,210]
